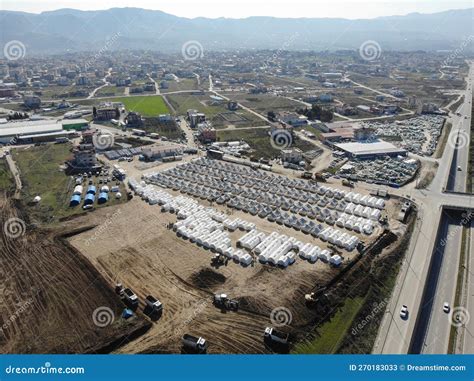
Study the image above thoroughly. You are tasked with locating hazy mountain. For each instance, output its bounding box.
[1,7,473,55]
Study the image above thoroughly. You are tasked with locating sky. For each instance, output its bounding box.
[1,0,472,19]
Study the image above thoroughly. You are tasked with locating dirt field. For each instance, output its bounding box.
[68,159,397,355]
[69,196,343,353]
[0,196,149,354]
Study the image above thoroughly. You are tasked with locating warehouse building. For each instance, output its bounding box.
[334,140,407,159]
[0,119,88,144]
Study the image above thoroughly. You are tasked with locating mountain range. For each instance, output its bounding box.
[1,7,473,55]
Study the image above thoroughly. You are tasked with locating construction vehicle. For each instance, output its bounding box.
[181,334,208,353]
[212,293,239,311]
[342,179,354,188]
[264,327,288,345]
[302,171,313,179]
[211,253,226,265]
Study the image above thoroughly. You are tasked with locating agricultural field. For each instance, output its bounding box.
[0,195,150,354]
[95,85,126,97]
[221,93,303,116]
[112,96,170,117]
[160,78,199,93]
[165,94,265,128]
[217,128,317,159]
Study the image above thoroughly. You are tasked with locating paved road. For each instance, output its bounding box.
[374,62,474,354]
[419,211,463,354]
[461,221,474,353]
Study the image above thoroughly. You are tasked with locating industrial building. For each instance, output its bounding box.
[0,119,86,144]
[334,140,407,159]
[141,145,183,161]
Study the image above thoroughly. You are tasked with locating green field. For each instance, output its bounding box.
[13,143,126,224]
[217,128,316,159]
[293,297,364,354]
[112,96,169,117]
[165,94,265,128]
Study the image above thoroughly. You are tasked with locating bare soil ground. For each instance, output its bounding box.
[0,196,149,354]
[69,189,386,353]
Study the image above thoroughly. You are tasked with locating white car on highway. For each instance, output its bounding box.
[443,302,450,313]
[400,305,408,319]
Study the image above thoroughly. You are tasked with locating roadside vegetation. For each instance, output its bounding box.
[468,96,473,193]
[291,211,417,354]
[448,226,469,353]
[434,121,452,159]
[448,95,465,114]
[0,158,15,195]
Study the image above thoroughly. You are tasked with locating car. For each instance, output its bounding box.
[457,166,462,171]
[83,205,93,210]
[443,302,450,313]
[400,305,408,319]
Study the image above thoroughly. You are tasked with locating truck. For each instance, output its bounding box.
[212,293,239,311]
[123,288,139,307]
[132,129,146,136]
[264,327,289,345]
[342,179,354,187]
[181,334,208,353]
[145,295,163,314]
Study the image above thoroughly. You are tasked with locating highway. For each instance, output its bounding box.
[414,210,464,354]
[373,62,473,354]
[461,221,474,353]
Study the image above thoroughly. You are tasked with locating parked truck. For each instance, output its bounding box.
[264,327,289,345]
[145,295,163,314]
[181,334,208,353]
[123,288,139,307]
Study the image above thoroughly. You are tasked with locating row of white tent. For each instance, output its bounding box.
[148,158,386,211]
[130,179,346,269]
[239,230,343,267]
[183,158,386,210]
[148,172,380,236]
[344,192,385,209]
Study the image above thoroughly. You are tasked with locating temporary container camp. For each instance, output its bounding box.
[84,193,95,205]
[70,194,81,206]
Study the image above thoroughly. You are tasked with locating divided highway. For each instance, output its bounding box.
[374,62,473,354]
